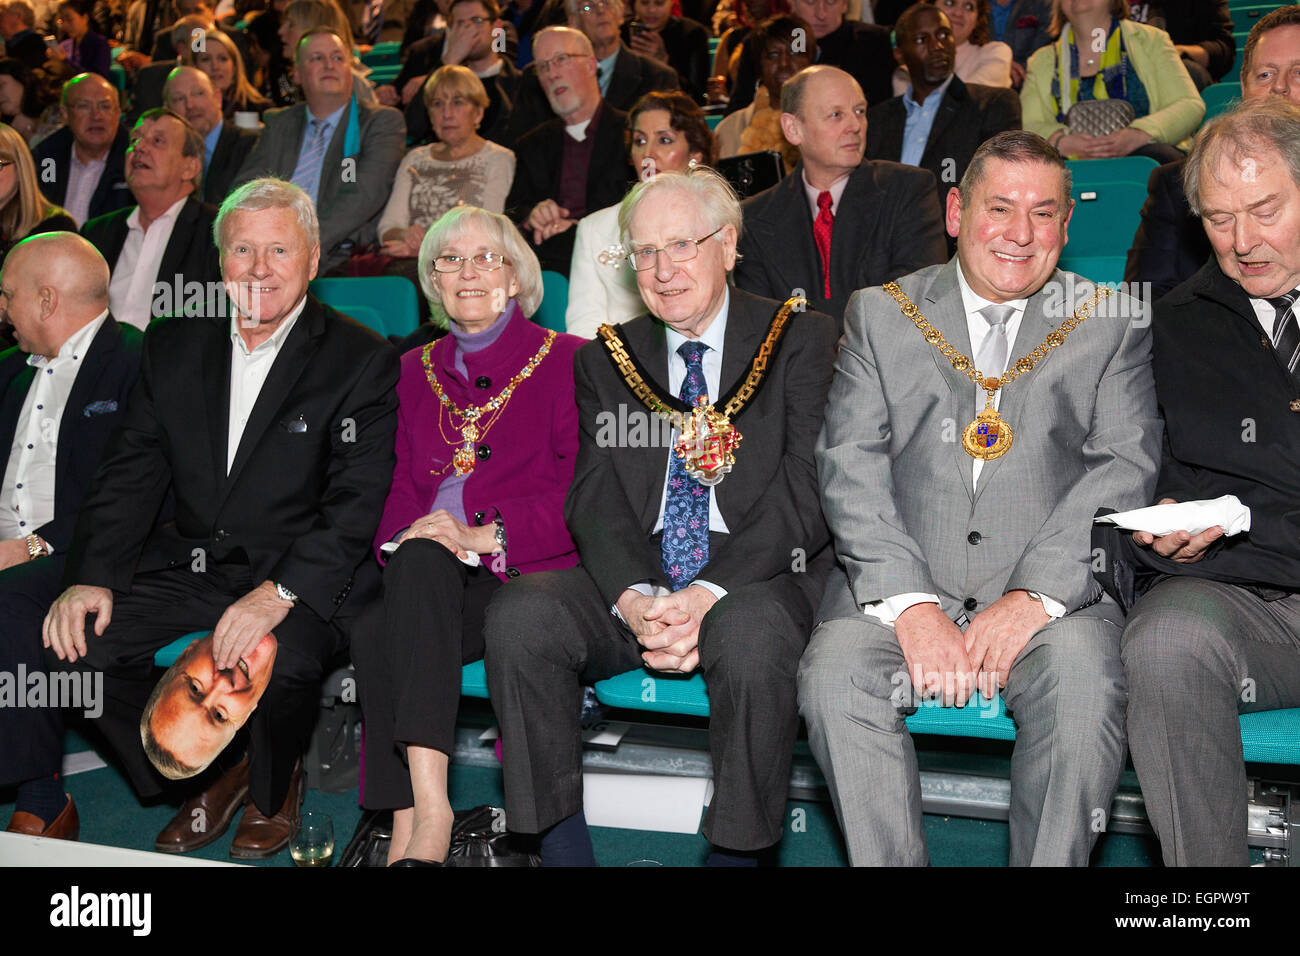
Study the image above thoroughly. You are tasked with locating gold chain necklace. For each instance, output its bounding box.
[883,280,1109,461]
[421,329,557,475]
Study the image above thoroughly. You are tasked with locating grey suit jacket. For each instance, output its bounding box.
[817,259,1162,623]
[233,97,406,272]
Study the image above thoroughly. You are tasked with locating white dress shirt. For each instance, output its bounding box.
[64,148,109,227]
[801,169,850,219]
[1248,290,1299,339]
[865,264,1063,625]
[108,196,189,330]
[226,298,306,474]
[0,312,108,547]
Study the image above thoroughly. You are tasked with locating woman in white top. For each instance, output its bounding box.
[378,65,516,261]
[892,0,1013,96]
[565,91,715,339]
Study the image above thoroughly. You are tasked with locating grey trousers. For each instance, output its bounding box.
[798,605,1128,866]
[482,565,815,851]
[1123,576,1300,866]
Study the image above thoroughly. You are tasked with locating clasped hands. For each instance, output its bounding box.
[1058,127,1152,160]
[398,508,498,560]
[525,199,577,245]
[895,590,1050,707]
[616,584,719,674]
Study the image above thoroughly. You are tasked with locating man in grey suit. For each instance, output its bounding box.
[233,27,405,274]
[798,130,1162,866]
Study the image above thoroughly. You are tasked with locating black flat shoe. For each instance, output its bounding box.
[389,857,450,867]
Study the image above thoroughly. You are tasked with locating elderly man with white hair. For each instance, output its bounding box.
[43,177,399,859]
[484,166,838,866]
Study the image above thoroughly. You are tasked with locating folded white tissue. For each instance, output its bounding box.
[380,541,482,565]
[1093,495,1251,537]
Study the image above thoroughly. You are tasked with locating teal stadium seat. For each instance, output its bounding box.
[1231,3,1281,34]
[592,667,1300,762]
[460,659,490,698]
[110,62,126,92]
[1066,155,1158,187]
[362,41,402,67]
[309,275,421,338]
[706,113,722,130]
[368,64,401,85]
[535,270,569,332]
[1059,179,1148,273]
[1055,254,1127,285]
[1202,82,1242,121]
[154,631,204,667]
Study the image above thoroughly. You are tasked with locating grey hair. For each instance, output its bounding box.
[417,205,543,326]
[618,165,743,255]
[563,0,619,21]
[1183,96,1300,217]
[534,24,595,57]
[958,129,1072,204]
[214,177,320,252]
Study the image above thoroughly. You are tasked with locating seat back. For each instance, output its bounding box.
[309,276,422,338]
[535,270,569,332]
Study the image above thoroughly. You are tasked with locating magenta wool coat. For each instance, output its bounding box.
[373,309,585,581]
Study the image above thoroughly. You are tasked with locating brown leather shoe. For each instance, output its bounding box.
[230,761,304,860]
[155,755,250,854]
[6,794,80,841]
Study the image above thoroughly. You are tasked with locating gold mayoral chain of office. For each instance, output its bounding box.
[882,280,1110,461]
[595,295,802,486]
[421,329,558,476]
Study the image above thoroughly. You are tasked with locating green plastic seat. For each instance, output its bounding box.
[1240,709,1300,765]
[362,42,402,67]
[1202,82,1242,121]
[534,270,569,332]
[309,276,421,338]
[368,64,402,85]
[109,62,126,92]
[1064,179,1149,260]
[1056,254,1127,285]
[593,669,710,717]
[461,659,490,698]
[1230,3,1280,34]
[1066,156,1159,189]
[154,631,205,667]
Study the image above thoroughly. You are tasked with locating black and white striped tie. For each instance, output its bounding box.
[1265,290,1300,376]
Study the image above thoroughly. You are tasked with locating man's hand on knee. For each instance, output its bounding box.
[964,590,1050,697]
[43,585,114,663]
[212,581,292,671]
[895,602,975,707]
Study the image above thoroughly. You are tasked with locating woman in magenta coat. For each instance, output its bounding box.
[351,205,585,866]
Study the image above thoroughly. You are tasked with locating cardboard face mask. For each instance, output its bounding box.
[140,631,278,779]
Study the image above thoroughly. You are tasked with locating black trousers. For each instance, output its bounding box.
[351,539,501,810]
[43,561,342,815]
[483,565,818,851]
[0,554,67,786]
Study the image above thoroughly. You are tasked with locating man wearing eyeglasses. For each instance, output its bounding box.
[33,73,131,228]
[485,167,837,866]
[503,26,633,275]
[377,0,523,147]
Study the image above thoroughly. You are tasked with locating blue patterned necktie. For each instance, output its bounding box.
[290,118,328,203]
[661,341,710,590]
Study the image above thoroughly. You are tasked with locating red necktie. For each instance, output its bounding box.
[814,190,834,300]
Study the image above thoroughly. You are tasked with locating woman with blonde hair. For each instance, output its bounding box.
[376,65,515,270]
[0,123,75,260]
[196,28,272,119]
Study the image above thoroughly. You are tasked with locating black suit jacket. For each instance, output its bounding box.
[0,317,142,552]
[727,19,893,114]
[65,296,400,621]
[866,76,1022,208]
[506,43,679,145]
[735,159,948,327]
[33,126,132,223]
[203,121,259,205]
[567,287,837,606]
[1123,158,1210,301]
[126,59,174,124]
[504,102,632,275]
[622,16,710,102]
[1095,259,1300,602]
[81,195,222,297]
[1139,0,1235,82]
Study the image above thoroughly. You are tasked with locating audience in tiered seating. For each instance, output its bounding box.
[1127,6,1300,298]
[234,26,405,273]
[869,2,1021,213]
[567,89,713,337]
[735,65,947,327]
[164,65,258,203]
[504,25,632,275]
[0,0,1293,868]
[1022,0,1204,163]
[712,13,812,162]
[376,64,515,279]
[0,233,139,843]
[351,205,584,866]
[82,107,220,330]
[33,72,130,226]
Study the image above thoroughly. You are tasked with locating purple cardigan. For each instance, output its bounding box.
[373,309,585,581]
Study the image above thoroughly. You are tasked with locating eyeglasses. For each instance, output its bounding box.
[578,0,614,13]
[432,251,511,272]
[627,226,724,271]
[535,52,588,75]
